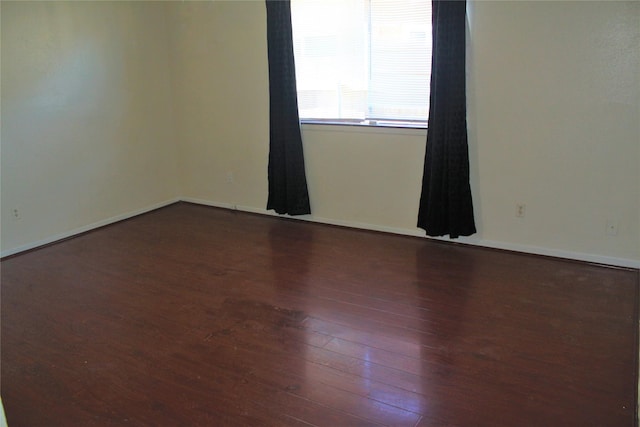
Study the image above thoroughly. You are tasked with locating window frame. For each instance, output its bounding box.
[291,0,432,131]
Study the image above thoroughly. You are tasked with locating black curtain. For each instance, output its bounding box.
[265,0,311,216]
[417,0,475,238]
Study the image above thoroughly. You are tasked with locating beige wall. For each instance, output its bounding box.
[166,0,269,210]
[170,0,639,266]
[2,1,639,267]
[467,1,639,265]
[1,1,179,253]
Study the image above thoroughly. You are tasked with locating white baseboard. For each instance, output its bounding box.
[445,238,640,269]
[0,198,180,258]
[180,197,239,212]
[193,201,639,269]
[4,197,638,269]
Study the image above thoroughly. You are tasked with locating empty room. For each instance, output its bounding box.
[1,0,638,426]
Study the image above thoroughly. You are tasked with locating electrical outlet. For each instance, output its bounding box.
[606,219,618,236]
[226,172,234,184]
[516,203,526,218]
[12,208,21,220]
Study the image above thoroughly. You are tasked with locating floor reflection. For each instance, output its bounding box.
[415,242,476,424]
[268,221,314,294]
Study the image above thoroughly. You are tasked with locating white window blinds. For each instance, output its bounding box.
[291,0,432,126]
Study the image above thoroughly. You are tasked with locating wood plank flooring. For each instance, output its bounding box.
[1,202,638,426]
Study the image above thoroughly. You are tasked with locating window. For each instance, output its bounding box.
[291,0,432,128]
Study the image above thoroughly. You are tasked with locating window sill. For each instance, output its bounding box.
[300,121,428,137]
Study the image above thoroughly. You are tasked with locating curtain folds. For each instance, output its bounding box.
[265,0,311,216]
[417,0,476,238]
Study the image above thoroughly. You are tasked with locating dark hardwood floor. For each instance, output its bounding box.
[1,202,638,426]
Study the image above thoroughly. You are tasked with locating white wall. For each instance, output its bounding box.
[1,1,179,254]
[2,1,638,267]
[170,0,639,267]
[166,0,270,210]
[467,0,639,265]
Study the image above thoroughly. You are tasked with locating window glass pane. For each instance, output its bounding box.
[291,0,431,124]
[369,0,431,121]
[292,0,368,120]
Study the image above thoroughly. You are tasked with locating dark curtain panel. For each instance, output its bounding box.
[417,0,476,238]
[265,0,311,215]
